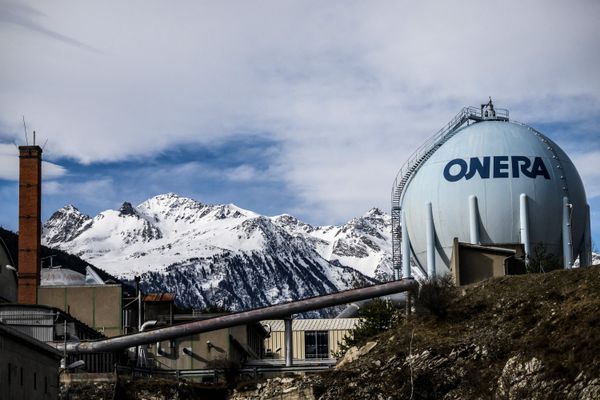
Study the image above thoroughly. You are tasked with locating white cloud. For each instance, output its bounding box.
[572,151,600,199]
[0,1,599,223]
[0,143,66,180]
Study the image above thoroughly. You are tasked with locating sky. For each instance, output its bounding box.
[0,0,599,247]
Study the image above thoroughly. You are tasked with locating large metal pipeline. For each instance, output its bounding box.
[55,279,418,354]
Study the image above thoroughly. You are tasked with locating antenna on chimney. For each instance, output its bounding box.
[22,116,29,145]
[33,130,36,146]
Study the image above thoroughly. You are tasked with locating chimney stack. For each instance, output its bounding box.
[18,145,42,304]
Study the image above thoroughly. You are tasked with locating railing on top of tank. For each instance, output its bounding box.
[391,107,468,201]
[390,105,509,202]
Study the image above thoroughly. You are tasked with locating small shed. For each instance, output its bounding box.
[262,318,359,360]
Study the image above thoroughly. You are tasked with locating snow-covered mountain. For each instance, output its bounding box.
[42,193,392,311]
[271,208,393,280]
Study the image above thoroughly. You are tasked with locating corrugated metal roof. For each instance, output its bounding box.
[0,322,62,358]
[261,318,359,332]
[144,293,176,302]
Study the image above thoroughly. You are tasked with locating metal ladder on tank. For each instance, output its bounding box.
[391,105,509,279]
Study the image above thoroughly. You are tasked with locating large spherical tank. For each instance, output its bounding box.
[401,120,587,273]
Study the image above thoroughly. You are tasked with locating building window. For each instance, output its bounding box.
[45,376,48,394]
[7,362,10,386]
[34,372,37,390]
[304,331,329,359]
[20,367,23,386]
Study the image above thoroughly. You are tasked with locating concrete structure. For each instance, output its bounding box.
[262,319,358,361]
[145,319,267,370]
[0,238,17,303]
[392,102,592,280]
[38,283,123,337]
[0,322,62,400]
[18,145,43,304]
[450,239,526,285]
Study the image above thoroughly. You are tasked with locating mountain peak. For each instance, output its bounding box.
[118,202,138,217]
[365,207,384,217]
[43,205,92,246]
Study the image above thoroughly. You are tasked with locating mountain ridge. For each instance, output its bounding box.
[42,193,392,311]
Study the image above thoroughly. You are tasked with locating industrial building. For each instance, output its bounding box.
[0,304,115,372]
[145,319,267,370]
[391,100,593,283]
[0,322,62,400]
[38,269,124,338]
[262,318,358,361]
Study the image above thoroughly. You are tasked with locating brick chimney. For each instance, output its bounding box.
[18,145,42,304]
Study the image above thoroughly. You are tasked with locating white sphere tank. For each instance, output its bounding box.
[401,119,588,274]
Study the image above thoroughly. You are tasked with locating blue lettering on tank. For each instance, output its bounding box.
[443,159,468,182]
[443,156,551,181]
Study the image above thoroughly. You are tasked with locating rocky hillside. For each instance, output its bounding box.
[42,193,390,310]
[232,266,600,400]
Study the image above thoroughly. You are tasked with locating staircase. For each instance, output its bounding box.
[390,105,509,278]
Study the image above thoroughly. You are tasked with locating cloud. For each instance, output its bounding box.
[571,151,600,199]
[0,143,67,180]
[0,0,599,225]
[0,1,97,51]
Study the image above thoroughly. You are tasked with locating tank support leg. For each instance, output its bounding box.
[582,204,592,267]
[562,196,573,269]
[426,202,436,277]
[469,195,480,245]
[401,210,412,279]
[519,194,531,264]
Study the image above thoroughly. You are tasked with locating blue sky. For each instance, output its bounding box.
[0,1,599,249]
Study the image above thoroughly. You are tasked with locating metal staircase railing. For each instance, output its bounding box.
[390,105,508,278]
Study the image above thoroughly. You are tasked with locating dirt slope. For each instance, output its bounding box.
[235,266,600,400]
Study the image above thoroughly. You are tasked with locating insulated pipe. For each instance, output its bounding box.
[468,195,480,245]
[336,303,362,318]
[519,194,531,263]
[137,320,157,367]
[284,317,293,367]
[336,292,408,318]
[401,210,411,279]
[55,279,418,354]
[562,196,573,269]
[426,202,436,277]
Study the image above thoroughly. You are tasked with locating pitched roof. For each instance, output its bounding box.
[261,318,359,332]
[144,293,176,302]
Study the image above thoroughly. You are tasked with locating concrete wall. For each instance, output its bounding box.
[0,327,60,400]
[149,328,237,369]
[450,239,521,285]
[38,285,122,337]
[148,325,264,369]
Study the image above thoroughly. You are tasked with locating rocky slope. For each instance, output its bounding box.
[232,265,600,400]
[42,193,390,310]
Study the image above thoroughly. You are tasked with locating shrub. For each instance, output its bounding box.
[333,298,401,357]
[417,274,456,319]
[527,243,562,273]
